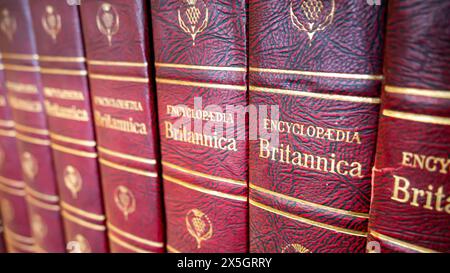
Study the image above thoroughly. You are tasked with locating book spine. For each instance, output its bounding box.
[0,0,66,253]
[249,0,385,252]
[151,0,248,253]
[0,59,35,253]
[28,0,108,253]
[79,0,164,253]
[367,0,450,253]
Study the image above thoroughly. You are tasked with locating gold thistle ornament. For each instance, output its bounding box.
[0,9,17,42]
[96,2,120,46]
[114,185,136,220]
[74,234,92,253]
[178,0,209,46]
[1,199,14,224]
[282,243,311,253]
[21,152,38,182]
[185,208,213,248]
[42,5,61,42]
[64,165,82,199]
[31,214,47,243]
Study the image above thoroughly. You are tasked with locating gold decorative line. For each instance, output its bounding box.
[51,143,98,158]
[0,183,26,196]
[249,67,383,81]
[38,55,86,63]
[50,132,96,147]
[250,199,367,237]
[89,73,149,83]
[25,186,59,202]
[15,123,49,135]
[61,201,106,222]
[107,222,164,248]
[98,146,156,165]
[99,158,158,178]
[385,85,450,99]
[0,128,16,137]
[0,64,3,70]
[26,195,60,211]
[15,133,50,146]
[4,227,35,244]
[4,236,36,253]
[0,119,15,127]
[162,161,247,187]
[88,60,148,67]
[156,78,247,91]
[1,53,39,60]
[2,64,40,72]
[166,244,181,253]
[250,85,381,104]
[383,109,450,126]
[155,62,246,72]
[250,183,368,219]
[369,230,439,253]
[40,67,88,76]
[0,175,26,189]
[61,210,106,231]
[164,175,247,202]
[108,233,153,253]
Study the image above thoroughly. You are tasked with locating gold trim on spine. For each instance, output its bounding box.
[99,158,157,178]
[38,55,86,63]
[51,143,98,158]
[107,222,164,248]
[0,119,15,127]
[0,129,16,137]
[4,237,36,253]
[61,201,106,222]
[87,60,148,67]
[2,64,40,72]
[383,109,450,126]
[250,199,367,237]
[26,195,60,211]
[89,73,149,83]
[40,67,88,76]
[155,62,246,72]
[250,183,368,219]
[50,132,96,147]
[15,133,50,146]
[25,186,59,202]
[108,233,153,253]
[369,230,439,253]
[249,67,383,80]
[162,161,247,187]
[166,244,181,253]
[385,85,450,99]
[163,175,247,202]
[15,123,49,135]
[0,64,3,70]
[61,210,106,231]
[98,146,156,165]
[0,183,26,196]
[4,227,35,244]
[0,176,25,188]
[250,85,381,104]
[156,77,247,91]
[1,53,38,60]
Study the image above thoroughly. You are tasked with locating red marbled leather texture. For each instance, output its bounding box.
[368,0,450,253]
[249,0,385,253]
[29,0,108,253]
[0,0,65,253]
[80,0,164,253]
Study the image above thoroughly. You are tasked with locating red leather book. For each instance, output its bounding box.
[0,0,65,253]
[0,59,35,253]
[367,0,450,253]
[249,0,385,253]
[79,0,164,253]
[29,0,108,253]
[151,0,248,253]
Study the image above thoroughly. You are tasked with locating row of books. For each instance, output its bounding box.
[0,0,448,253]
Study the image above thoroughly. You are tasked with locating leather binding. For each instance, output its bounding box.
[0,0,65,253]
[151,0,248,253]
[79,0,164,253]
[249,0,385,252]
[367,0,450,253]
[29,0,108,253]
[0,58,35,253]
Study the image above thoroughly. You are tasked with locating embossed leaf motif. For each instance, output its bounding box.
[178,0,209,46]
[114,186,136,220]
[186,209,213,248]
[64,165,82,199]
[96,3,120,46]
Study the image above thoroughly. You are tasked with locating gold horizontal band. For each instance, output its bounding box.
[98,146,156,165]
[369,230,439,253]
[4,236,36,253]
[38,55,86,63]
[156,77,247,91]
[166,244,181,253]
[25,186,59,202]
[61,210,106,231]
[0,183,26,196]
[1,53,38,60]
[250,85,381,104]
[108,233,153,253]
[107,222,164,248]
[40,67,88,76]
[61,201,106,222]
[51,143,98,158]
[87,59,148,67]
[2,64,40,72]
[250,199,367,237]
[4,227,35,245]
[50,132,96,147]
[26,195,60,211]
[383,109,450,126]
[0,128,16,137]
[250,67,383,81]
[0,64,3,70]
[0,119,15,127]
[15,132,50,146]
[385,85,450,99]
[99,158,157,178]
[162,161,246,187]
[15,123,49,135]
[155,62,246,72]
[0,175,25,189]
[250,183,368,219]
[164,174,247,202]
[89,73,149,83]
